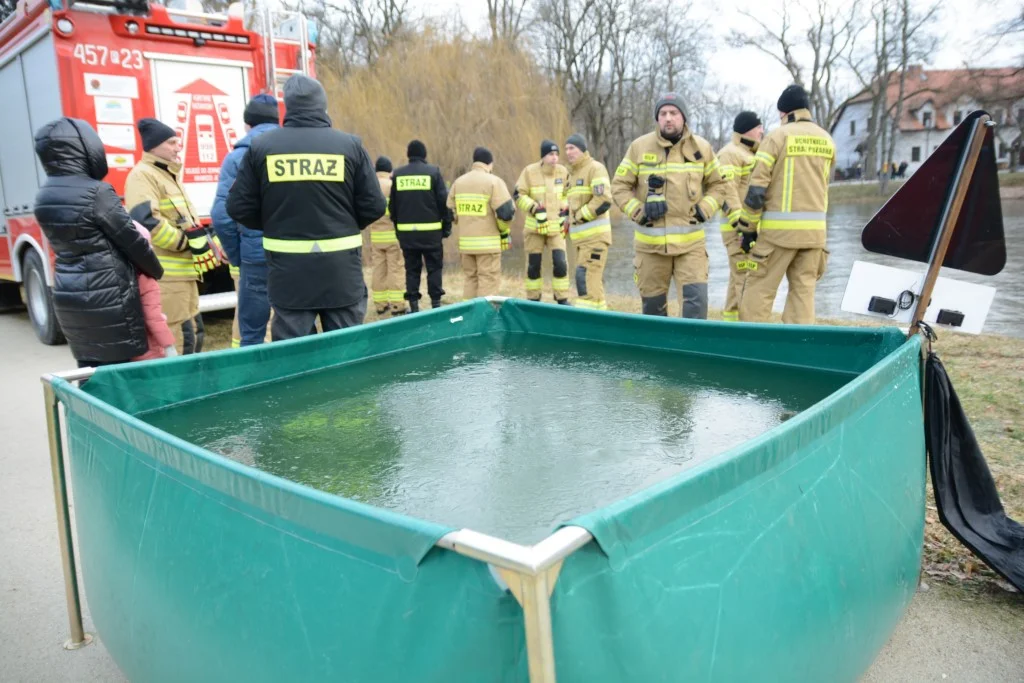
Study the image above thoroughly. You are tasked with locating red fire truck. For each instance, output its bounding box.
[0,0,313,344]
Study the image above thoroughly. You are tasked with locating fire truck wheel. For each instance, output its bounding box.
[22,249,65,346]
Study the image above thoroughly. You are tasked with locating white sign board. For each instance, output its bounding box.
[841,260,996,335]
[149,57,248,217]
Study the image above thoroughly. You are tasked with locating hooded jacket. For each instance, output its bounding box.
[33,117,163,362]
[211,122,279,265]
[226,76,386,310]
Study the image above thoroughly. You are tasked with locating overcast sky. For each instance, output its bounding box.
[418,0,1021,110]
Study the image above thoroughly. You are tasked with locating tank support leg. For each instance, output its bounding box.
[497,563,563,683]
[42,378,93,650]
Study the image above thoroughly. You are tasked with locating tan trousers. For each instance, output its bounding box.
[738,244,829,324]
[462,252,501,299]
[371,243,406,314]
[633,249,709,297]
[158,279,199,354]
[574,243,608,310]
[723,240,745,322]
[524,231,569,302]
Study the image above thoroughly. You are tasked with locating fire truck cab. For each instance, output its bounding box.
[0,0,313,344]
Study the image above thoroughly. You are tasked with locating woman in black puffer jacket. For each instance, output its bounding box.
[34,118,163,367]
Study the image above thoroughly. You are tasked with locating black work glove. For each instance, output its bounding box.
[646,174,666,191]
[694,204,708,223]
[442,221,452,239]
[643,195,667,224]
[735,219,756,253]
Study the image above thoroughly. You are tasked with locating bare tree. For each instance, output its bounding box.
[847,0,894,179]
[730,0,858,126]
[486,0,531,44]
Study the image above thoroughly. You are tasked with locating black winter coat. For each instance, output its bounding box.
[33,118,163,363]
[226,106,386,310]
[389,158,450,250]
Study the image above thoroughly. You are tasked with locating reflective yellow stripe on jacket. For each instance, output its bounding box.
[370,230,398,244]
[159,253,196,278]
[396,222,442,231]
[569,216,612,241]
[262,235,362,253]
[633,224,706,246]
[459,235,501,252]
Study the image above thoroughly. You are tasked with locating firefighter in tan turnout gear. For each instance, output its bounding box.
[715,111,764,322]
[447,147,516,299]
[125,118,219,354]
[612,93,734,318]
[514,140,570,304]
[734,85,835,324]
[563,134,613,310]
[368,156,408,316]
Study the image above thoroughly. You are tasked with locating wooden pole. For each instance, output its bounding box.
[908,115,992,337]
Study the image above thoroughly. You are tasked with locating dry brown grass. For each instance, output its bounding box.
[204,271,1023,593]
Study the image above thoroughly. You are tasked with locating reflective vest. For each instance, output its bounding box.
[513,161,568,233]
[716,133,759,246]
[447,162,514,254]
[611,127,732,255]
[369,172,397,245]
[742,109,835,249]
[123,152,199,282]
[564,152,612,248]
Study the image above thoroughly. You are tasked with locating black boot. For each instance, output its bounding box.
[409,299,420,313]
[556,298,572,306]
[431,298,443,309]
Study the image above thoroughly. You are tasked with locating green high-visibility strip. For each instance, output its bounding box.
[396,222,442,232]
[262,234,362,253]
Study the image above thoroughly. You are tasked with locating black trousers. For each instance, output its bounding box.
[402,246,445,302]
[271,290,368,341]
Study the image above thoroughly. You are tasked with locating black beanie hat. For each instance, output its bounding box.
[407,139,427,160]
[244,94,279,127]
[375,156,392,173]
[137,118,176,152]
[777,84,810,113]
[540,139,558,158]
[654,92,686,121]
[733,111,762,134]
[565,133,588,153]
[473,146,494,165]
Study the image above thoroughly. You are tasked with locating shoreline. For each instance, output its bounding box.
[829,172,1024,204]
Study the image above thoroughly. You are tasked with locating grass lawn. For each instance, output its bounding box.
[203,270,1023,594]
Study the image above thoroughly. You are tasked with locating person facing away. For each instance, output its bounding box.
[389,139,450,312]
[733,84,835,325]
[124,117,217,354]
[368,155,409,317]
[562,133,613,310]
[715,110,764,322]
[211,93,280,346]
[514,139,571,304]
[32,117,164,368]
[447,146,516,299]
[611,92,733,319]
[226,74,386,340]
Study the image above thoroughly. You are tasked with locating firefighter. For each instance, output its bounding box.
[734,85,835,324]
[212,93,280,346]
[562,134,613,310]
[715,111,763,322]
[447,147,515,299]
[125,118,217,354]
[369,156,409,317]
[389,140,450,311]
[226,74,386,339]
[611,92,733,318]
[513,140,570,304]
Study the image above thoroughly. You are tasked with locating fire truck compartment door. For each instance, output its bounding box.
[148,55,249,218]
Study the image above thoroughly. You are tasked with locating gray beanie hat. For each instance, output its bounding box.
[283,74,328,114]
[565,133,588,152]
[654,92,686,121]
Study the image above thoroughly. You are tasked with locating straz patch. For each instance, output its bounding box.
[267,154,345,182]
[456,199,487,216]
[396,175,432,191]
[785,136,834,158]
[642,153,659,163]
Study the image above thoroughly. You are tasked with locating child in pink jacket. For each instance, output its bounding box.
[131,221,178,361]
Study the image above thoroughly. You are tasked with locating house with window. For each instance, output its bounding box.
[831,66,1024,177]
